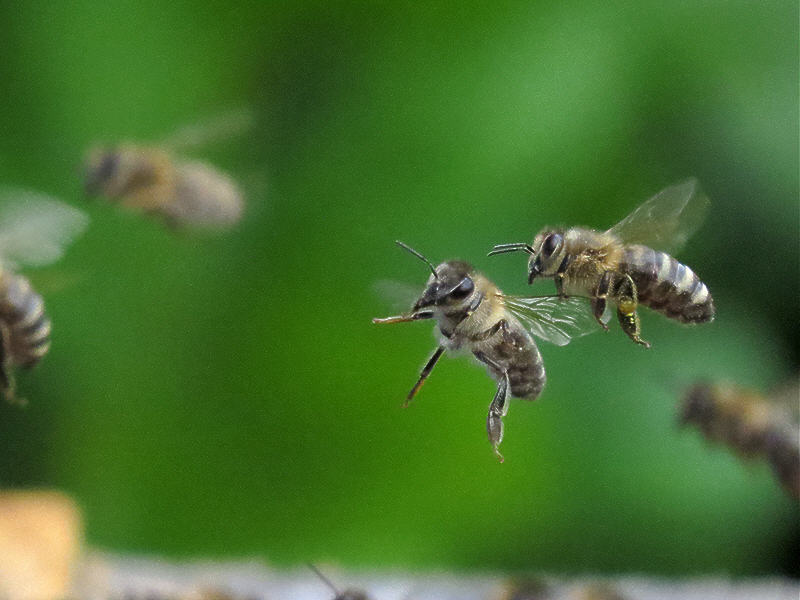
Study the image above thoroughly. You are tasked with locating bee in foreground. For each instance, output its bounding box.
[0,190,88,402]
[83,110,250,229]
[680,380,799,500]
[373,241,600,461]
[489,179,715,348]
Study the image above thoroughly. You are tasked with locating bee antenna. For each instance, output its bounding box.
[395,240,438,279]
[308,563,341,595]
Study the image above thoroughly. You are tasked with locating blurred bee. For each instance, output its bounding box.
[569,583,631,600]
[498,577,553,600]
[374,242,600,462]
[679,380,800,500]
[83,109,251,229]
[309,564,372,600]
[489,179,715,348]
[0,190,88,402]
[499,579,631,600]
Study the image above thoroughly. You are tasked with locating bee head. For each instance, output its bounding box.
[413,260,476,311]
[679,382,716,427]
[84,147,123,198]
[393,241,476,311]
[529,229,566,283]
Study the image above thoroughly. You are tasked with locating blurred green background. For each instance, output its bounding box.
[0,0,797,578]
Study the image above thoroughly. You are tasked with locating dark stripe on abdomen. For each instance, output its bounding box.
[621,245,715,324]
[0,272,51,368]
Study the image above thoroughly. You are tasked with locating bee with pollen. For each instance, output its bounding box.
[489,179,715,348]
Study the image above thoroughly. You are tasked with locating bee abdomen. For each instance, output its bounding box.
[621,245,714,324]
[169,162,244,228]
[489,326,546,400]
[0,273,51,368]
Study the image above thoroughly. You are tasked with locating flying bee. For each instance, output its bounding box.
[0,190,88,402]
[679,380,800,500]
[373,241,601,462]
[83,109,251,229]
[489,179,715,348]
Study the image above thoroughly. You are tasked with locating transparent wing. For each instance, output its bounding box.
[607,178,709,254]
[0,189,89,269]
[502,294,605,346]
[372,279,421,312]
[770,378,800,423]
[160,107,255,154]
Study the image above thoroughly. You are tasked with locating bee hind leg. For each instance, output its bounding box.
[475,351,510,463]
[614,274,651,349]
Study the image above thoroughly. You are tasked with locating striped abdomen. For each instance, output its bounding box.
[0,272,51,368]
[621,245,714,323]
[486,324,546,400]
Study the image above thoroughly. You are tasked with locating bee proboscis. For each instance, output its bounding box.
[489,179,715,347]
[373,241,600,461]
[0,190,88,402]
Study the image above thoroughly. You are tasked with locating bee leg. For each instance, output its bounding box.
[591,271,613,331]
[554,255,573,298]
[615,274,651,349]
[404,345,445,407]
[474,351,510,463]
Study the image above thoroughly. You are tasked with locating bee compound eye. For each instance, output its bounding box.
[542,233,562,258]
[96,152,119,180]
[450,277,474,299]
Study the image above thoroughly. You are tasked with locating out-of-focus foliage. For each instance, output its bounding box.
[0,0,796,577]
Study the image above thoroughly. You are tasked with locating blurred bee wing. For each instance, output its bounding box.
[0,190,89,269]
[502,295,605,346]
[770,378,800,422]
[372,279,421,312]
[160,107,255,153]
[607,178,710,255]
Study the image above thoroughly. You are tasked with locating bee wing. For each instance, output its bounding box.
[770,378,800,423]
[372,279,421,312]
[607,178,710,254]
[502,294,606,346]
[159,107,255,154]
[0,189,89,269]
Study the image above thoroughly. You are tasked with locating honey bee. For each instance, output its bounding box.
[309,564,372,600]
[83,110,251,229]
[374,241,600,462]
[489,179,715,348]
[0,190,88,402]
[679,380,800,500]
